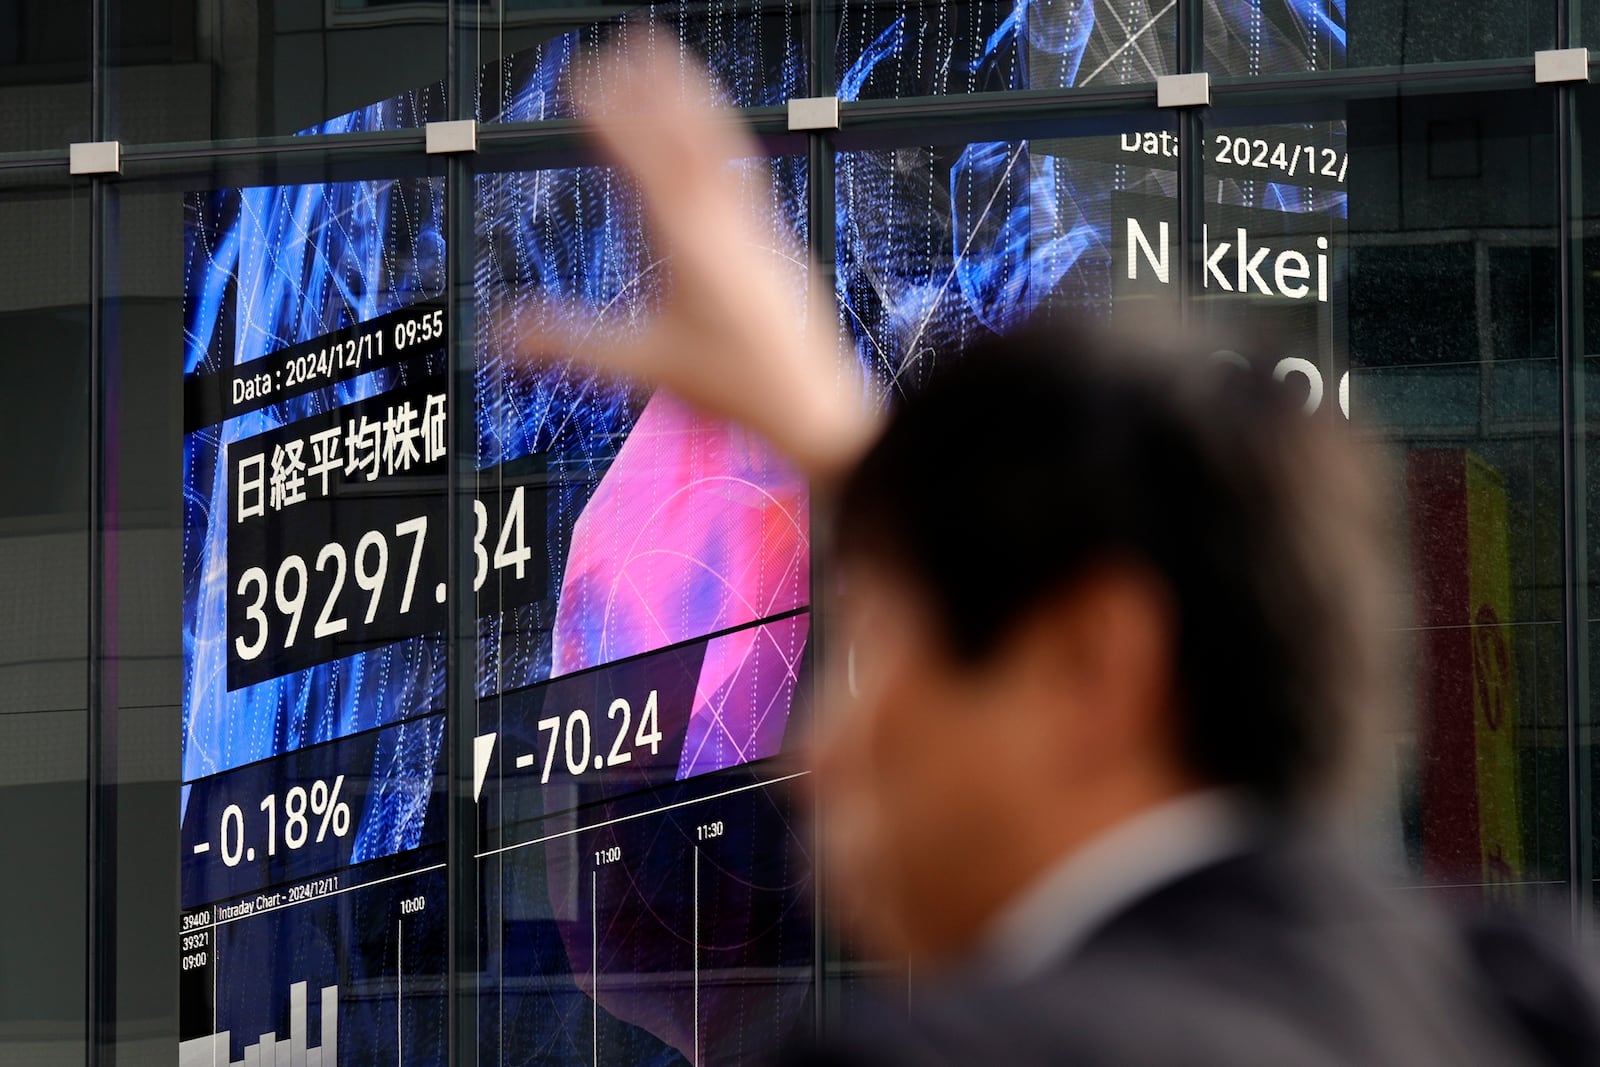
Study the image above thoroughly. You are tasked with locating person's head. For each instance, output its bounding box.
[812,311,1392,963]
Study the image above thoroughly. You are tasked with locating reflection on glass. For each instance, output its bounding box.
[1202,0,1549,73]
[1196,93,1563,909]
[1345,90,1565,907]
[475,148,815,1064]
[105,0,448,141]
[0,5,90,151]
[1344,0,1551,67]
[0,183,89,1060]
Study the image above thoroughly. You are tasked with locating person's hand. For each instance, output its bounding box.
[510,29,880,483]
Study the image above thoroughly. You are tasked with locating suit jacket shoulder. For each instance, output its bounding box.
[786,840,1600,1067]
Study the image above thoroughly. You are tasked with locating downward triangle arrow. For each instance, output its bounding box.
[473,733,497,803]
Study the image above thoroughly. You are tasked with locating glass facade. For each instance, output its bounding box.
[3,1,1599,1063]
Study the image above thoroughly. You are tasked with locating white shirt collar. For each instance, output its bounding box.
[972,788,1259,984]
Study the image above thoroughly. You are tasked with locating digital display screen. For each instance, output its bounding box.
[179,9,810,1067]
[179,4,1345,1066]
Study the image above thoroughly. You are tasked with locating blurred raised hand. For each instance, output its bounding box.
[511,28,879,483]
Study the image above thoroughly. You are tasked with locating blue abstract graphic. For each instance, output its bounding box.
[835,0,1345,98]
[836,0,1346,394]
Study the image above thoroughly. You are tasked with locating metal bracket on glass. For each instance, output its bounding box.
[787,97,840,131]
[68,141,121,176]
[1156,73,1211,109]
[1535,48,1590,84]
[425,120,478,155]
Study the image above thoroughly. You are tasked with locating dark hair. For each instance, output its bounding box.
[834,314,1390,809]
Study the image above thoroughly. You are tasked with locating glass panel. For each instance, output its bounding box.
[829,116,1177,1021]
[836,118,1180,389]
[472,146,817,1064]
[1576,82,1600,914]
[174,159,452,1064]
[1271,87,1566,906]
[833,1,1175,99]
[0,176,89,1061]
[102,181,206,1064]
[1203,0,1553,73]
[476,2,807,123]
[104,0,447,142]
[0,3,90,152]
[1577,2,1600,53]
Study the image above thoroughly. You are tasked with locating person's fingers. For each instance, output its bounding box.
[577,28,761,250]
[508,300,755,430]
[579,28,739,168]
[505,294,661,385]
[500,23,884,480]
[574,28,822,339]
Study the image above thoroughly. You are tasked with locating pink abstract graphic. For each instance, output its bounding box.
[679,614,811,778]
[553,394,810,770]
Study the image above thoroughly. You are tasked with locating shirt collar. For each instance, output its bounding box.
[971,788,1260,984]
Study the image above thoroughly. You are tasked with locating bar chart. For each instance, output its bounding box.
[179,981,338,1067]
[178,860,446,1066]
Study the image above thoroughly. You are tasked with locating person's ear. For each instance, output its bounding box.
[1021,563,1178,764]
